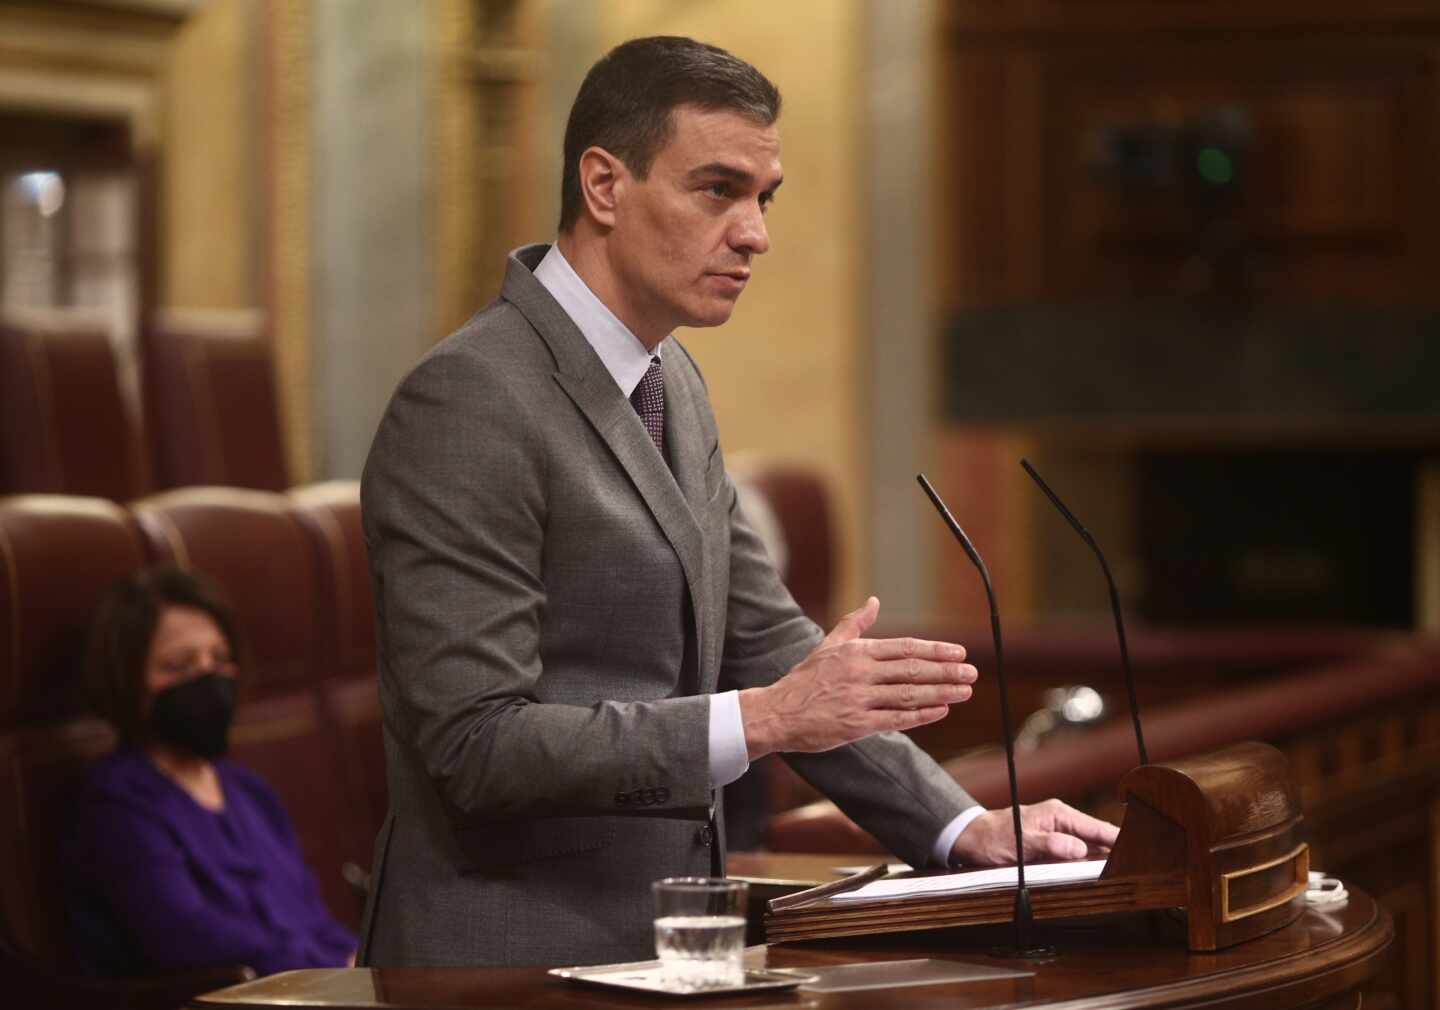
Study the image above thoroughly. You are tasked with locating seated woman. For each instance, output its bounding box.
[63,565,357,977]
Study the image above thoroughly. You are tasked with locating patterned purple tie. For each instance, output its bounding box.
[631,356,665,454]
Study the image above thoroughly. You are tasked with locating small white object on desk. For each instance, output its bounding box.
[1306,871,1348,905]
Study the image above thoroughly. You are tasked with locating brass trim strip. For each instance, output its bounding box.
[1219,842,1309,923]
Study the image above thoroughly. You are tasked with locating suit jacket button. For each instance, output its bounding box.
[696,825,714,846]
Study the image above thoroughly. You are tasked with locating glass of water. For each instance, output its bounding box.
[652,876,748,991]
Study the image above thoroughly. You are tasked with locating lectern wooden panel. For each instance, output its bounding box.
[766,742,1308,950]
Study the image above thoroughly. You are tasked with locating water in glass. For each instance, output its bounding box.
[654,914,745,989]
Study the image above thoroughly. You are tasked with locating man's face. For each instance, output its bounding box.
[608,106,782,345]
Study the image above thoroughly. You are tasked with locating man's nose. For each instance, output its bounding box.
[729,202,770,255]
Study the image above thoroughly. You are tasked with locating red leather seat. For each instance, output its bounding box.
[227,691,360,929]
[144,310,289,492]
[288,482,374,680]
[288,481,387,893]
[0,495,252,1001]
[0,496,146,728]
[127,486,359,927]
[0,718,117,965]
[129,487,321,696]
[729,455,837,628]
[0,314,151,500]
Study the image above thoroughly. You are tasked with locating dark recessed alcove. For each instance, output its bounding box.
[1137,450,1417,626]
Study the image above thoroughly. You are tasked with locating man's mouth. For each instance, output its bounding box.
[709,269,750,286]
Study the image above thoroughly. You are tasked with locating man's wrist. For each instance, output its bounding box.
[935,804,987,868]
[737,686,777,761]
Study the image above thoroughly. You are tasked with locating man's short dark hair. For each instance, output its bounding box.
[85,564,244,745]
[559,35,782,232]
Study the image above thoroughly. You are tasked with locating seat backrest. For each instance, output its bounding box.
[0,719,117,966]
[0,312,151,500]
[728,455,838,628]
[0,496,146,729]
[288,481,374,680]
[227,691,359,929]
[144,310,288,491]
[318,675,387,906]
[129,487,321,696]
[289,481,388,879]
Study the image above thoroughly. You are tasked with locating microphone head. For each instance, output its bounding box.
[916,474,988,577]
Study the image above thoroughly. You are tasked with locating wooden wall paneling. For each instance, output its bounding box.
[937,12,1440,631]
[933,44,1048,625]
[945,1,1440,35]
[1047,40,1439,304]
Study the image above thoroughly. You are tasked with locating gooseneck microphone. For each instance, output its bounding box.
[1020,459,1148,767]
[917,474,1053,959]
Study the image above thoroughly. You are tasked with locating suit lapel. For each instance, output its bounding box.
[501,246,707,676]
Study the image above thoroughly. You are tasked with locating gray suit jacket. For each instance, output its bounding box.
[358,244,975,967]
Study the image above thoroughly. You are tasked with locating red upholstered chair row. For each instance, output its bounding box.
[0,309,289,501]
[144,310,289,492]
[0,315,152,502]
[0,496,146,727]
[0,482,382,983]
[132,488,323,696]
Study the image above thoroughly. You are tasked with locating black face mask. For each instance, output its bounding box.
[147,672,237,759]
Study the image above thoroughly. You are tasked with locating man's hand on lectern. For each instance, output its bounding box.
[950,799,1118,867]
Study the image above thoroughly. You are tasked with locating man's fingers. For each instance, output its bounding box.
[1045,803,1120,847]
[880,704,950,733]
[869,682,972,710]
[866,637,967,664]
[871,659,977,687]
[864,677,967,708]
[820,596,880,648]
[1027,831,1088,862]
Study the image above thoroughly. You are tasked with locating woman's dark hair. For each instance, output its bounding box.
[559,35,782,232]
[85,565,244,745]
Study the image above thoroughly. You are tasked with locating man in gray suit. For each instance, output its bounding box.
[359,36,1115,968]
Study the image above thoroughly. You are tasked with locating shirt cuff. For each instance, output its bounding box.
[931,804,987,868]
[708,690,750,788]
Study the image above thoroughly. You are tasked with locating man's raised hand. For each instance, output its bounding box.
[738,597,977,760]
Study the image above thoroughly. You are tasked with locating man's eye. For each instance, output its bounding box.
[707,182,731,198]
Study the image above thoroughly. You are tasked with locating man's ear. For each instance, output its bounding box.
[577,146,625,229]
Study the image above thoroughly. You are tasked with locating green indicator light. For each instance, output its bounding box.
[1196,147,1234,185]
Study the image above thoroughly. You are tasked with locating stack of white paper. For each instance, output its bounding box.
[831,859,1107,902]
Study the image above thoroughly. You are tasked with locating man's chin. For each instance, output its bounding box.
[681,300,741,331]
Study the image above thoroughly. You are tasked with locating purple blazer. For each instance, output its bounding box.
[63,748,357,977]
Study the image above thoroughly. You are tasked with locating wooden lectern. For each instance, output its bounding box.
[766,741,1310,951]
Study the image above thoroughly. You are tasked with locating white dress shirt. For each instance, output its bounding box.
[533,243,982,866]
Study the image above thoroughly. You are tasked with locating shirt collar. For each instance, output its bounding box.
[532,243,662,397]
